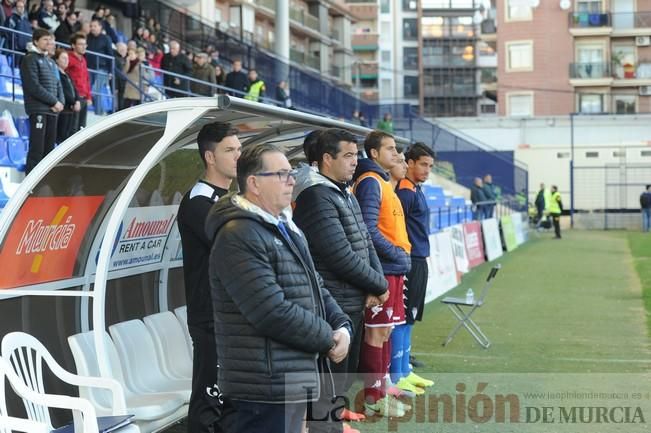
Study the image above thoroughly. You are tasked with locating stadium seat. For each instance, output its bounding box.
[441,264,501,349]
[7,137,27,171]
[173,306,193,357]
[1,332,140,433]
[0,136,11,166]
[14,116,29,138]
[68,330,187,433]
[143,312,192,380]
[108,320,191,401]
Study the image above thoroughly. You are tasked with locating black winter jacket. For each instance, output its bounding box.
[292,166,388,314]
[86,32,113,71]
[205,194,351,403]
[20,47,64,115]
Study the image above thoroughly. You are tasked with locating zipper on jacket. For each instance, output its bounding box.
[265,338,273,377]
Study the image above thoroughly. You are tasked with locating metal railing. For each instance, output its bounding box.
[569,62,612,79]
[568,12,611,28]
[611,11,651,29]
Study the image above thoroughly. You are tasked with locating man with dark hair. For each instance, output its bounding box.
[392,142,435,392]
[549,185,563,239]
[86,18,113,115]
[54,10,79,45]
[352,130,411,417]
[177,122,241,433]
[471,177,487,220]
[67,32,91,131]
[641,185,651,232]
[20,28,64,174]
[4,0,31,53]
[293,129,388,432]
[224,59,248,96]
[205,143,352,433]
[483,174,497,219]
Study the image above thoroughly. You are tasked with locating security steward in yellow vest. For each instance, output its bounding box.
[244,69,265,103]
[549,185,563,239]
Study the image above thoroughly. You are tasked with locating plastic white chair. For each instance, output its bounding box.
[143,312,192,380]
[68,330,187,433]
[173,306,193,357]
[0,333,138,433]
[108,320,191,402]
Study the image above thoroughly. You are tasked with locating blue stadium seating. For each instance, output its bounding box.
[0,179,9,209]
[7,137,26,172]
[0,136,11,166]
[14,116,28,138]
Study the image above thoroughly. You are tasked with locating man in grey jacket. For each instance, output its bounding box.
[20,28,64,173]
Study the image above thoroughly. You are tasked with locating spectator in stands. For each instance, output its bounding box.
[214,64,225,90]
[352,130,411,418]
[66,32,91,131]
[535,183,546,224]
[205,142,351,433]
[641,185,651,232]
[86,18,113,115]
[388,151,407,188]
[54,48,79,144]
[377,113,394,134]
[393,143,435,394]
[161,40,192,98]
[244,68,265,102]
[471,177,487,220]
[20,28,64,174]
[126,38,137,51]
[79,20,89,35]
[178,122,241,433]
[293,128,388,433]
[136,46,152,92]
[208,47,220,68]
[351,110,367,127]
[275,80,293,109]
[4,0,31,54]
[37,0,59,31]
[122,47,141,108]
[0,0,14,25]
[55,2,67,22]
[483,173,497,219]
[190,52,216,96]
[132,26,144,44]
[549,185,563,239]
[114,42,127,110]
[224,58,247,96]
[106,14,124,43]
[54,10,79,45]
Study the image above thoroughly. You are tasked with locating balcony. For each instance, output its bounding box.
[423,84,477,97]
[612,12,651,36]
[568,12,612,36]
[352,62,379,79]
[290,48,321,70]
[290,9,320,32]
[422,55,476,68]
[258,0,275,12]
[479,19,496,41]
[349,3,378,20]
[612,61,651,86]
[352,33,379,51]
[569,62,613,86]
[422,25,476,39]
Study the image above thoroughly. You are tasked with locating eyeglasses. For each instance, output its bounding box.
[254,169,298,184]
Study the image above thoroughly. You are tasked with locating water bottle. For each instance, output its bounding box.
[466,288,474,304]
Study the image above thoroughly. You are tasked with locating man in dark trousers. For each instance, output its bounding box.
[86,18,113,115]
[293,129,388,433]
[20,28,63,174]
[177,122,241,433]
[641,185,651,232]
[224,59,248,97]
[549,185,563,239]
[470,177,487,220]
[535,183,547,225]
[205,143,352,433]
[162,40,192,98]
[482,173,497,219]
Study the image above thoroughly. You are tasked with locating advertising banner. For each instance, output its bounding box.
[501,215,518,252]
[108,205,178,271]
[463,221,485,269]
[425,232,459,304]
[481,218,503,262]
[0,196,105,288]
[445,224,469,274]
[512,212,525,245]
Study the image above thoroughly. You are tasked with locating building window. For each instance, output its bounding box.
[422,0,474,8]
[557,152,570,158]
[481,68,497,84]
[613,151,626,157]
[404,76,419,98]
[613,94,636,114]
[404,47,419,69]
[381,79,391,97]
[641,150,651,157]
[506,0,532,21]
[403,0,417,11]
[480,103,496,114]
[380,0,390,13]
[576,0,603,13]
[506,41,533,71]
[585,151,599,158]
[578,94,604,113]
[403,18,418,40]
[507,93,533,117]
[381,50,391,64]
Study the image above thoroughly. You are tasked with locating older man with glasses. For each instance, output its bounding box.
[205,143,352,433]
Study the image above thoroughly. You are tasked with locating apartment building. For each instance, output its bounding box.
[347,0,380,100]
[496,0,651,117]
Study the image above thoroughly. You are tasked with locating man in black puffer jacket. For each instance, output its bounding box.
[293,129,387,432]
[20,28,64,174]
[206,143,352,433]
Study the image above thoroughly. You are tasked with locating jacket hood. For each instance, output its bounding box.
[26,42,43,55]
[292,163,340,201]
[352,158,389,182]
[205,192,300,242]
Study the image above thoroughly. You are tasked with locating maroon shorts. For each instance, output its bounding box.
[364,275,406,327]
